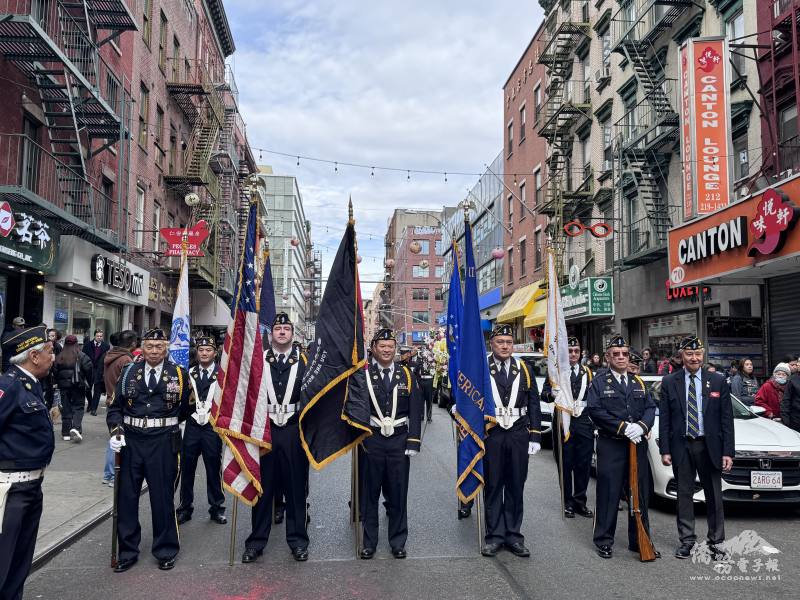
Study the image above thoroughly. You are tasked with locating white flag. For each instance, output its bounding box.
[544,248,574,440]
[169,256,191,369]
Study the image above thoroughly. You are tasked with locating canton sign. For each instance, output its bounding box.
[90,254,144,297]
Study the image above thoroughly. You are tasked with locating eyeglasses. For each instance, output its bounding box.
[610,351,629,358]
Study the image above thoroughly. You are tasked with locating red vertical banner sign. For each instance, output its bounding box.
[689,37,732,215]
[679,44,694,221]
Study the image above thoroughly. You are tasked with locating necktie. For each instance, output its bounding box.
[148,368,157,390]
[570,366,579,396]
[382,368,392,393]
[620,374,627,389]
[687,374,700,438]
[498,361,508,386]
[278,353,285,365]
[201,368,209,386]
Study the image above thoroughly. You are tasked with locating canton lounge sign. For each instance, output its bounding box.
[560,276,614,319]
[91,254,144,296]
[676,216,747,265]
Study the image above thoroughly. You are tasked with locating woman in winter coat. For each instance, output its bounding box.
[54,335,93,442]
[731,358,760,406]
[755,363,791,419]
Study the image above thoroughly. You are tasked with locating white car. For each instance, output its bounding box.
[645,377,800,504]
[512,352,551,440]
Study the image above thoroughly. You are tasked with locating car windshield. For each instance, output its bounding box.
[730,394,757,419]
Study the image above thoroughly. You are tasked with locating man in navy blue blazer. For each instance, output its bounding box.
[658,335,734,561]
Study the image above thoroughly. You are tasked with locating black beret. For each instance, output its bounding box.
[372,328,396,344]
[143,328,167,341]
[605,334,628,350]
[490,323,514,339]
[568,336,580,347]
[678,335,704,351]
[272,312,292,327]
[1,326,48,358]
[195,336,216,348]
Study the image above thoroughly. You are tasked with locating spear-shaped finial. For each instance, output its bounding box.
[348,195,354,225]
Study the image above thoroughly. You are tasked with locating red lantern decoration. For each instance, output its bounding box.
[303,289,312,299]
[409,241,422,254]
[290,238,300,247]
[385,258,395,268]
[357,254,363,264]
[491,247,505,259]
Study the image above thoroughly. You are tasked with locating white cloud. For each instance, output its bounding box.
[226,0,543,298]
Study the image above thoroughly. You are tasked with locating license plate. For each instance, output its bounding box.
[751,471,782,489]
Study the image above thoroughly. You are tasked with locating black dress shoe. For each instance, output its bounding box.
[90,410,98,416]
[675,543,694,559]
[176,512,191,525]
[359,548,375,560]
[457,507,472,520]
[575,506,594,518]
[596,545,613,559]
[481,543,502,557]
[292,547,309,562]
[564,507,575,518]
[274,512,284,525]
[242,548,263,563]
[505,542,530,557]
[113,557,137,573]
[210,513,227,525]
[158,558,175,571]
[391,548,407,559]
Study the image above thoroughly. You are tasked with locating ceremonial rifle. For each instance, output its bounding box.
[628,441,657,562]
[110,429,121,568]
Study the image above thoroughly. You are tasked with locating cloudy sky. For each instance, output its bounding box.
[226,1,543,297]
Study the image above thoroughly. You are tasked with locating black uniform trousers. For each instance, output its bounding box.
[483,424,529,545]
[117,430,180,562]
[246,420,309,551]
[593,436,651,549]
[0,479,43,600]
[360,428,410,551]
[673,437,725,545]
[87,381,105,414]
[58,386,86,436]
[178,419,225,519]
[553,428,594,511]
[419,378,434,421]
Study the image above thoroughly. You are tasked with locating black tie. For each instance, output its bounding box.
[498,361,508,387]
[148,368,157,391]
[570,367,579,396]
[201,369,209,386]
[382,368,392,393]
[620,374,627,389]
[278,353,285,365]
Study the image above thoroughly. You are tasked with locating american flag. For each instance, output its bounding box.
[211,200,271,505]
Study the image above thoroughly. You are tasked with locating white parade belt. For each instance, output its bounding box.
[267,403,297,427]
[0,469,45,533]
[370,415,408,436]
[494,406,527,429]
[123,416,179,428]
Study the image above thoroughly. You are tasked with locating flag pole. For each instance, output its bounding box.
[229,497,238,566]
[556,410,566,519]
[475,489,484,553]
[351,446,362,557]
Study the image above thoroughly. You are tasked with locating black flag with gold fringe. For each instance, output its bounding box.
[298,206,372,469]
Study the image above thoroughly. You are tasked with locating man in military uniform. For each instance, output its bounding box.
[413,347,435,423]
[541,336,594,519]
[177,336,226,525]
[587,334,657,559]
[243,313,310,563]
[628,350,643,377]
[359,328,422,559]
[481,324,542,558]
[107,328,194,572]
[0,326,55,600]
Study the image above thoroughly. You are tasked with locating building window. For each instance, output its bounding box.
[412,288,430,301]
[534,230,542,270]
[622,93,638,144]
[155,105,164,168]
[519,239,527,276]
[603,124,613,170]
[583,57,591,103]
[434,239,443,255]
[580,136,591,179]
[507,248,514,282]
[534,84,542,124]
[507,122,513,157]
[105,73,120,113]
[519,105,526,142]
[172,37,180,80]
[733,135,749,180]
[519,182,526,220]
[138,83,149,149]
[414,239,430,254]
[434,287,444,301]
[412,311,430,325]
[534,169,542,206]
[726,11,745,79]
[507,194,513,226]
[412,265,430,278]
[152,201,161,251]
[779,104,798,172]
[142,0,152,46]
[135,186,145,248]
[435,265,444,278]
[158,11,168,71]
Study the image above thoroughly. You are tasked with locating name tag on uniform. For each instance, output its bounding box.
[603,389,616,396]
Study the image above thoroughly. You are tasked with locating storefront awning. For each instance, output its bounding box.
[523,297,547,328]
[496,281,544,323]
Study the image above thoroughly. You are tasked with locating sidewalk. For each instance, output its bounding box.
[34,406,114,566]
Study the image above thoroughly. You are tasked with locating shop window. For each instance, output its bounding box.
[729,298,752,318]
[641,313,698,362]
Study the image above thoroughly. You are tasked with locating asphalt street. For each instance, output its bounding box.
[25,407,800,600]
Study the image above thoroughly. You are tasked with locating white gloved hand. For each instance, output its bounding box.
[450,405,457,416]
[625,423,644,441]
[630,435,643,445]
[404,449,418,457]
[528,442,541,455]
[193,411,210,426]
[109,435,126,453]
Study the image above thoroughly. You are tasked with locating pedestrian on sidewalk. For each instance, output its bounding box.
[83,329,110,416]
[101,331,138,486]
[755,363,791,420]
[0,326,56,600]
[731,358,759,406]
[53,335,93,443]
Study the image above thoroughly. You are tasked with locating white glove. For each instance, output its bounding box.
[193,412,210,426]
[528,442,541,455]
[624,423,644,441]
[630,436,643,444]
[404,449,418,457]
[109,435,126,453]
[450,405,457,416]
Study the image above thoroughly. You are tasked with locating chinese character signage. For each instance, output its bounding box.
[560,277,614,320]
[747,188,800,256]
[679,37,733,217]
[0,200,59,273]
[160,220,209,257]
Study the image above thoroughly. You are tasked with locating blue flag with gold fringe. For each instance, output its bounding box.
[453,221,494,503]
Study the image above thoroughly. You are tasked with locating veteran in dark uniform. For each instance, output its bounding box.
[541,336,594,519]
[587,334,657,559]
[0,327,55,600]
[359,328,423,560]
[481,323,542,558]
[107,328,194,573]
[177,336,226,525]
[243,313,310,563]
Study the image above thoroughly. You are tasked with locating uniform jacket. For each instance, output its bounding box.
[107,361,194,436]
[541,363,594,438]
[83,340,110,384]
[658,368,734,467]
[264,346,307,427]
[487,355,542,443]
[366,361,423,452]
[189,362,220,405]
[587,370,656,440]
[0,366,55,470]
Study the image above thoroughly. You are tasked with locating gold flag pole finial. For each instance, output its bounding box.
[348,195,354,225]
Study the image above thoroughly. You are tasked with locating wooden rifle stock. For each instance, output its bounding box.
[628,441,656,562]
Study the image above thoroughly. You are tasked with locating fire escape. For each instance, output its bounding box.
[0,0,137,250]
[610,0,698,266]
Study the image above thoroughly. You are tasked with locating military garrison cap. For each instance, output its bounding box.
[605,334,628,350]
[678,335,704,351]
[568,336,580,347]
[372,328,396,344]
[1,326,48,358]
[195,336,215,348]
[143,328,167,341]
[490,323,514,339]
[629,349,643,365]
[272,312,292,327]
